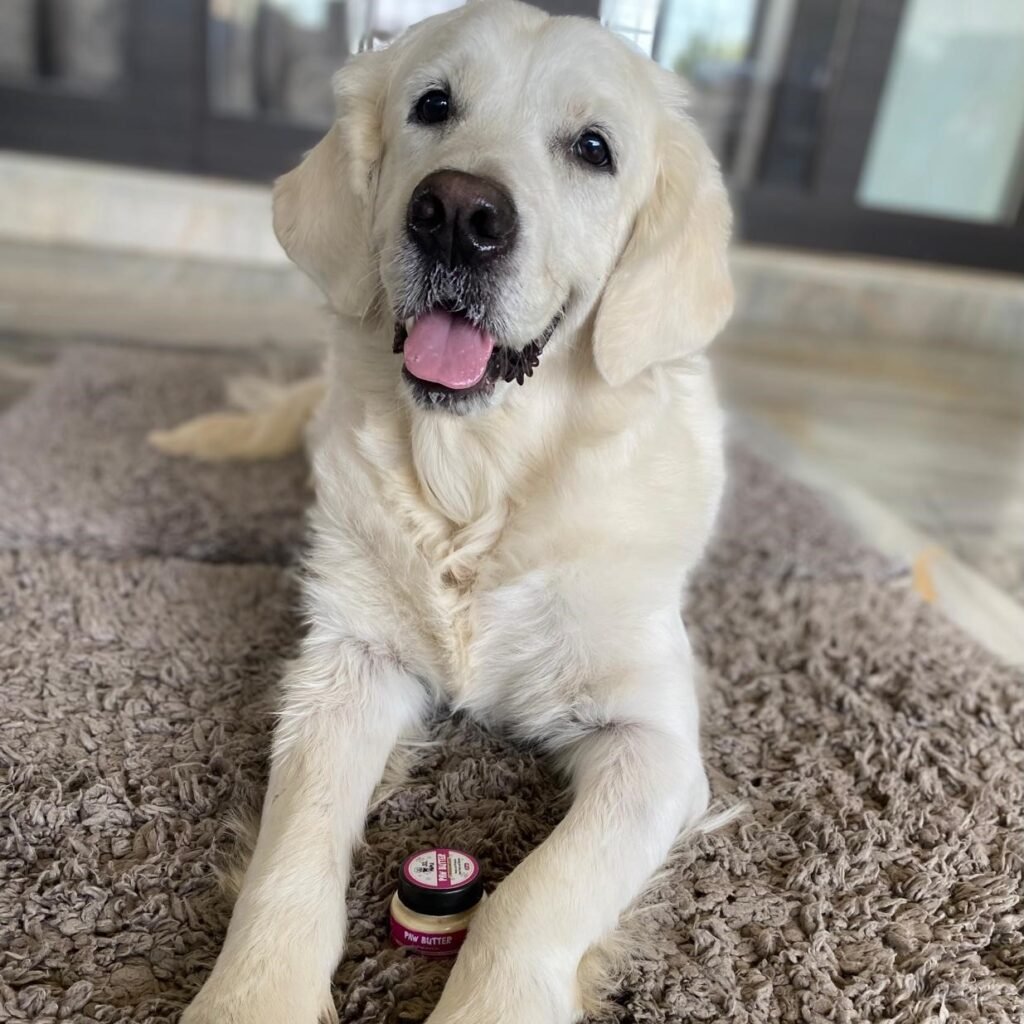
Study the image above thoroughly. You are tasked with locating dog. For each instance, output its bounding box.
[180,1,733,1020]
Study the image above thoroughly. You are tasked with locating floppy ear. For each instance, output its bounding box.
[593,83,734,387]
[272,48,392,316]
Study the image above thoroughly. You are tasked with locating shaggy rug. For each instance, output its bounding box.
[1,346,1021,1024]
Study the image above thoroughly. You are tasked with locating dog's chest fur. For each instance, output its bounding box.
[397,411,569,712]
[315,354,720,740]
[323,378,610,734]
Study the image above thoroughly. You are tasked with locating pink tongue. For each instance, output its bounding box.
[403,312,495,389]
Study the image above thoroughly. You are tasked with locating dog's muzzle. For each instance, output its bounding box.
[396,170,562,411]
[394,308,564,412]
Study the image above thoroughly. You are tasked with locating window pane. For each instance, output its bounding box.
[0,0,38,82]
[651,0,760,166]
[208,0,464,128]
[601,0,661,56]
[0,0,129,93]
[755,0,841,188]
[858,0,1024,224]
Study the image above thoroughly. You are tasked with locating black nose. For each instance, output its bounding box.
[407,170,517,269]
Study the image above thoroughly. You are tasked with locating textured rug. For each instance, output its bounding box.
[1,346,1021,1024]
[0,347,311,563]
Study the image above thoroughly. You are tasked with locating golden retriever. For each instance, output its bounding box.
[180,1,733,1020]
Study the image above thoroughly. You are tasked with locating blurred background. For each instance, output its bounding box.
[0,0,1022,661]
[3,0,1024,265]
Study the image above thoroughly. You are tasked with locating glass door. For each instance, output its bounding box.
[201,0,467,178]
[736,0,1024,272]
[857,0,1024,225]
[0,0,204,173]
[2,0,1022,271]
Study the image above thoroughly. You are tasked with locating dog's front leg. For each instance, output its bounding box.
[183,640,428,1024]
[429,693,708,1024]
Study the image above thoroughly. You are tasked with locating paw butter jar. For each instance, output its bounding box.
[389,847,483,957]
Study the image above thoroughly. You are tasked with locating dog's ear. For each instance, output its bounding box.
[273,48,392,316]
[593,74,734,388]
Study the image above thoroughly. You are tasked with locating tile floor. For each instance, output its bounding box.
[715,326,1024,608]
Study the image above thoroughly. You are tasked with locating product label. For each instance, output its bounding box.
[403,848,480,890]
[389,918,468,958]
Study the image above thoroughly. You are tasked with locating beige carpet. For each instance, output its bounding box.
[0,346,1021,1024]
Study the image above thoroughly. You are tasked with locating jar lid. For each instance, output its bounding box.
[397,847,483,917]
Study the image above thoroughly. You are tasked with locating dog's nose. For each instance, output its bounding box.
[407,170,517,268]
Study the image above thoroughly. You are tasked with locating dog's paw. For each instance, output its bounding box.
[425,992,573,1024]
[424,952,577,1024]
[181,980,336,1024]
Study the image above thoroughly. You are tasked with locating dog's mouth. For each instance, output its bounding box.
[393,308,563,411]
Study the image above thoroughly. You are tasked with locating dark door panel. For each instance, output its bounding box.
[0,0,205,173]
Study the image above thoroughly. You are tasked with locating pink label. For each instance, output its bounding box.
[402,848,480,891]
[390,917,468,958]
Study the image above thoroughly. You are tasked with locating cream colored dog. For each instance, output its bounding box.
[180,1,733,1021]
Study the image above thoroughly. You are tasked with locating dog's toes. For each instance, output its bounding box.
[180,984,335,1024]
[318,1004,340,1024]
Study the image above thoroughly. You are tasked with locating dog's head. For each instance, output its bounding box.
[274,0,733,413]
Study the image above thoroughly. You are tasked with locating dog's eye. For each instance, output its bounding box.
[573,130,613,170]
[414,89,451,125]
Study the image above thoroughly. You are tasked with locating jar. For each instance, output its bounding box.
[389,847,483,957]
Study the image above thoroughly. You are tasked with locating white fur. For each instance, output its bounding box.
[182,2,733,1021]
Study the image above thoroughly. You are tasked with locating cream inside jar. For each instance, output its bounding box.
[389,847,483,957]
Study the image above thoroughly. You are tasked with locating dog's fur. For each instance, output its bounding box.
[181,3,733,1021]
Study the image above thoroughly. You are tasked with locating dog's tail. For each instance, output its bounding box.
[148,374,325,461]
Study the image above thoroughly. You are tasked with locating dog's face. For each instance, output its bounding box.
[274,0,733,414]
